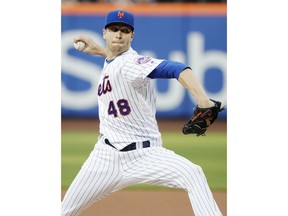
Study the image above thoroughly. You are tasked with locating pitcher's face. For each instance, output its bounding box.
[103,23,134,54]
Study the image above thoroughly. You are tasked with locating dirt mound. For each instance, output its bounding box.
[61,190,226,216]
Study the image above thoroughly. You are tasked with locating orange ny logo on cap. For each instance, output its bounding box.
[118,11,124,18]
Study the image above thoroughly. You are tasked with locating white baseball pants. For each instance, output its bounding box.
[61,135,222,216]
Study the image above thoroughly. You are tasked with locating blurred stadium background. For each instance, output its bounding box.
[61,1,227,215]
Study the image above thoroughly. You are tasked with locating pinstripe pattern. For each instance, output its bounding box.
[98,48,163,150]
[62,136,222,216]
[62,47,222,216]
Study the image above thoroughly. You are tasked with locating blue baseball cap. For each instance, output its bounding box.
[104,10,134,31]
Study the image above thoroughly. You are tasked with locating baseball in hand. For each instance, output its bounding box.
[74,41,86,51]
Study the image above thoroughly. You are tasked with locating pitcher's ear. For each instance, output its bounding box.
[103,29,106,39]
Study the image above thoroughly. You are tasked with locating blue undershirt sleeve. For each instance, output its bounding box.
[147,60,191,80]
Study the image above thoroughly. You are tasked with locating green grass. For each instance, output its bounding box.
[62,131,226,191]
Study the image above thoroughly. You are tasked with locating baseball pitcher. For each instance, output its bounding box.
[62,10,224,216]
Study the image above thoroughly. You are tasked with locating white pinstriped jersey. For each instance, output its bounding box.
[98,48,163,149]
[62,48,223,216]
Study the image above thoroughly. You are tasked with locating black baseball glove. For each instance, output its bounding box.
[182,99,225,136]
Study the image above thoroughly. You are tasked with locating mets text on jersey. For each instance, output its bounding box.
[61,16,226,118]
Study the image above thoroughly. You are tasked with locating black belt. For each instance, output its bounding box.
[104,138,150,152]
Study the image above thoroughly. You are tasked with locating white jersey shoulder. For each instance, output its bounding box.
[120,48,164,87]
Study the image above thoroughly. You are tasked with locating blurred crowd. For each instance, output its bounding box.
[62,0,226,3]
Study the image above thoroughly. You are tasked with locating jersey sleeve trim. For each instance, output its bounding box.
[148,60,190,80]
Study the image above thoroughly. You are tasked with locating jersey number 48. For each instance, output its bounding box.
[108,99,131,118]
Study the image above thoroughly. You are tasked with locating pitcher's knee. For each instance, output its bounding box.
[193,164,205,176]
[178,164,206,186]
